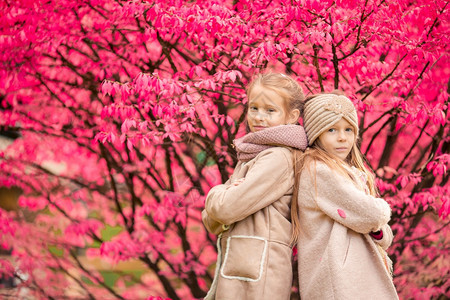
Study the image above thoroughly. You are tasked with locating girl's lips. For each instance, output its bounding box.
[253,126,266,131]
[336,147,348,151]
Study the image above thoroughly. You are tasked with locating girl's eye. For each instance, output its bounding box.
[346,127,353,132]
[249,106,257,111]
[267,108,276,113]
[328,128,336,133]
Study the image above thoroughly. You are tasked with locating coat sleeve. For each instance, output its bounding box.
[202,209,226,235]
[205,148,293,225]
[312,162,391,234]
[201,176,234,235]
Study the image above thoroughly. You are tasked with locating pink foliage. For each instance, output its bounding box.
[0,0,449,299]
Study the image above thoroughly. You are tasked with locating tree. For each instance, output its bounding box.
[0,0,449,299]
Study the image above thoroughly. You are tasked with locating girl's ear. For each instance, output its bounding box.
[288,109,300,124]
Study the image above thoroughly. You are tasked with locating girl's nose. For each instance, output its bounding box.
[256,112,265,121]
[338,131,346,141]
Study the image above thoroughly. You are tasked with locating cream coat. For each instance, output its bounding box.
[202,147,294,300]
[296,161,399,300]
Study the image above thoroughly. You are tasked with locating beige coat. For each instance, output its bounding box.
[296,161,399,300]
[202,147,294,300]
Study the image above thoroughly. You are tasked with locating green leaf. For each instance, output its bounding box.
[197,151,216,166]
[89,240,102,248]
[101,225,123,241]
[196,151,207,163]
[81,275,94,285]
[123,270,145,287]
[48,245,64,257]
[99,271,121,288]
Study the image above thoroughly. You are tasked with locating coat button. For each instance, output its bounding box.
[222,224,230,230]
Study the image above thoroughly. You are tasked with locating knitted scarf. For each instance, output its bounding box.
[234,125,308,162]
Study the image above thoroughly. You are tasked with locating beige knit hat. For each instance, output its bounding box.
[303,94,358,145]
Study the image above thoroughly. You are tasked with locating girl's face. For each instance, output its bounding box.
[318,118,356,161]
[247,84,299,132]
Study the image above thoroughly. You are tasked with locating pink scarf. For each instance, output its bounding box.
[234,125,308,162]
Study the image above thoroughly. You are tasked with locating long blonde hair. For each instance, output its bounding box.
[290,93,378,245]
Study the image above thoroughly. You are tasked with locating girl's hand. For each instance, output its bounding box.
[369,230,383,240]
[369,224,394,250]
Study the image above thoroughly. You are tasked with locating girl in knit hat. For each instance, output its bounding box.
[291,92,399,299]
[202,73,308,299]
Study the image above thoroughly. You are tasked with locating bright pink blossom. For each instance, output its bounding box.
[0,0,448,299]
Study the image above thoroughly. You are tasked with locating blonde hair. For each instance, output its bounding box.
[290,92,378,245]
[246,72,305,116]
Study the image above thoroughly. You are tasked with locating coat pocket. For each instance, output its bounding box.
[220,235,268,282]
